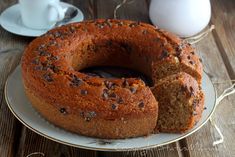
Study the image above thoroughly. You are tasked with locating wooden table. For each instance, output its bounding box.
[0,0,234,156]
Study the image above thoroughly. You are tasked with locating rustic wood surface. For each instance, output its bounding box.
[0,0,234,156]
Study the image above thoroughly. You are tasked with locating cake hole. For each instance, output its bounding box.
[80,66,153,87]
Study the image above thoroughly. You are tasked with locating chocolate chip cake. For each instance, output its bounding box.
[21,19,204,139]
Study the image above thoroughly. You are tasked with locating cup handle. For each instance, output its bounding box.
[48,3,66,23]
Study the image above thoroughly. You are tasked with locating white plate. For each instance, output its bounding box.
[5,66,217,151]
[0,2,84,37]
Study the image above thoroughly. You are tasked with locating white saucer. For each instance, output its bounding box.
[0,2,84,37]
[5,66,217,151]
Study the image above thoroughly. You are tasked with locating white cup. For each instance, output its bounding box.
[19,0,66,29]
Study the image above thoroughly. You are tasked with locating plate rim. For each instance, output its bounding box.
[4,66,217,151]
[0,2,84,37]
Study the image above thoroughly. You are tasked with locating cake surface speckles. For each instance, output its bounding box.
[21,19,203,139]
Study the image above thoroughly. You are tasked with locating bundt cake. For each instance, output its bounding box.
[21,19,204,139]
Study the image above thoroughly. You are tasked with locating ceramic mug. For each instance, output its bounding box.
[149,0,211,37]
[19,0,66,29]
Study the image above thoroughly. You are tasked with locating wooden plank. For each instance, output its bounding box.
[0,50,22,157]
[210,0,235,79]
[0,0,96,157]
[0,1,29,157]
[98,143,182,157]
[183,0,235,156]
[182,32,235,157]
[16,127,96,157]
[96,0,181,156]
[0,0,31,51]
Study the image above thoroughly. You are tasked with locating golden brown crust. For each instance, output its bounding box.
[21,19,203,138]
[25,85,157,138]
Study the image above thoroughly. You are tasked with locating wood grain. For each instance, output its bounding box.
[182,33,235,157]
[210,0,235,80]
[16,127,96,157]
[0,1,30,157]
[0,50,22,157]
[0,0,235,156]
[0,0,96,157]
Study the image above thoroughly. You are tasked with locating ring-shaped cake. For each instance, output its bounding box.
[22,19,204,139]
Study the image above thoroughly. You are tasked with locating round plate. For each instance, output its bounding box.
[0,2,84,37]
[5,66,217,151]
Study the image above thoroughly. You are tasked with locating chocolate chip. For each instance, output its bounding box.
[82,28,88,32]
[104,19,112,27]
[122,79,129,87]
[54,31,62,38]
[189,61,194,65]
[117,21,124,26]
[60,108,67,114]
[34,66,43,71]
[39,51,51,56]
[80,111,96,122]
[204,107,207,110]
[159,50,170,60]
[42,65,50,71]
[130,86,137,94]
[129,22,139,27]
[84,117,91,122]
[117,97,124,104]
[37,44,46,50]
[175,49,182,57]
[70,75,83,86]
[192,99,198,109]
[111,104,118,110]
[69,26,76,33]
[80,111,84,117]
[138,101,144,108]
[89,111,97,118]
[81,90,88,95]
[51,65,60,73]
[193,111,197,116]
[187,56,191,60]
[189,86,194,96]
[95,22,105,29]
[191,51,195,55]
[102,89,109,100]
[104,80,115,89]
[43,73,53,82]
[181,85,188,92]
[32,58,40,65]
[109,92,117,98]
[142,30,148,35]
[50,56,59,61]
[176,45,183,52]
[48,41,57,46]
[98,24,104,29]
